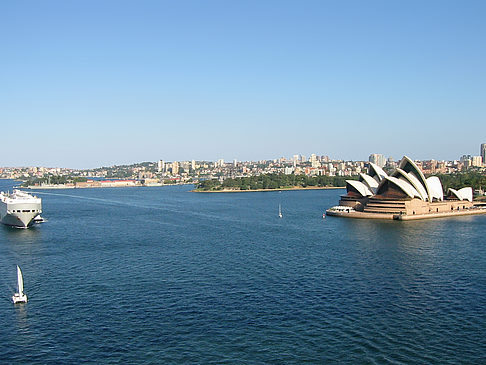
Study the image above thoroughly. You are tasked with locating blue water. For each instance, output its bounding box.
[0,180,485,363]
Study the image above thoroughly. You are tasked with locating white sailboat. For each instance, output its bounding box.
[278,204,283,218]
[12,265,28,304]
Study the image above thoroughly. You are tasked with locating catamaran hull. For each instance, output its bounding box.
[12,293,27,304]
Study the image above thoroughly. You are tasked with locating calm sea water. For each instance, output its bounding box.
[0,180,485,364]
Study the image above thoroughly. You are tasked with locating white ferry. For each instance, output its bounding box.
[325,205,355,216]
[0,190,42,228]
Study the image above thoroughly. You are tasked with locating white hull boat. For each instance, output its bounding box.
[12,265,28,304]
[0,190,42,228]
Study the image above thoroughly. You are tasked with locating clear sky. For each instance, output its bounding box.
[1,0,485,168]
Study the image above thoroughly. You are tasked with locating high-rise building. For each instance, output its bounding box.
[157,160,165,173]
[292,155,299,167]
[284,166,294,175]
[481,143,486,166]
[181,161,190,171]
[472,156,482,167]
[310,154,320,168]
[171,161,179,175]
[369,153,386,168]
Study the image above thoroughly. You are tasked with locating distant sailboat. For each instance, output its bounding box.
[12,265,27,304]
[278,204,283,218]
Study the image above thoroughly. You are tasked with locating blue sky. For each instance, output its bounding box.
[1,0,485,168]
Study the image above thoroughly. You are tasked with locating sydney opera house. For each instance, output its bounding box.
[327,156,484,220]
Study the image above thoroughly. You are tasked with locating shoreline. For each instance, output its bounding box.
[192,186,345,193]
[326,207,486,221]
[23,183,188,190]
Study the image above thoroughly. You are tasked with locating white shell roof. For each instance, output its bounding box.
[426,176,444,201]
[448,187,473,202]
[359,173,379,194]
[346,155,471,204]
[399,156,431,201]
[346,180,374,197]
[368,163,388,182]
[392,168,428,201]
[379,176,422,199]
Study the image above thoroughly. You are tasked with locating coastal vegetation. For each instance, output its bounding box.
[433,172,486,192]
[195,171,486,194]
[195,174,352,191]
[21,176,87,187]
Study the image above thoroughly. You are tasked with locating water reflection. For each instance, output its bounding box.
[13,304,30,335]
[2,224,42,244]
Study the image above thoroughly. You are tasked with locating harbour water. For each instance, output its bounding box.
[0,180,485,363]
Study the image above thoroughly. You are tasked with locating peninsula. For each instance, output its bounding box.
[193,174,348,192]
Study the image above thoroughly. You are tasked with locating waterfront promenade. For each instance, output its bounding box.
[326,206,486,220]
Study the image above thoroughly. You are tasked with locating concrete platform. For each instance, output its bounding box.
[326,207,486,221]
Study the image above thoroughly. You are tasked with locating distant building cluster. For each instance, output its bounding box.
[1,143,485,187]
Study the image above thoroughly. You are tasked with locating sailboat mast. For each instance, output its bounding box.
[17,265,24,295]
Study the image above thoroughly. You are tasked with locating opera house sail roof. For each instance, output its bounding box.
[344,156,462,203]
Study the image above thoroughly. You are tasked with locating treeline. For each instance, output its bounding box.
[196,174,352,191]
[434,172,486,192]
[21,176,88,187]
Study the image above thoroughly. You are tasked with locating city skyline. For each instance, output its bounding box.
[2,1,486,169]
[1,147,484,172]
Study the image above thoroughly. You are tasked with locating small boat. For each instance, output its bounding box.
[278,204,283,218]
[33,215,46,224]
[322,213,326,219]
[12,265,28,304]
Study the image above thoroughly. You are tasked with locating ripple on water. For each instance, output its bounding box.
[0,186,485,363]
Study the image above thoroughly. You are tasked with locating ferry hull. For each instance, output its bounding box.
[1,211,40,228]
[0,192,42,228]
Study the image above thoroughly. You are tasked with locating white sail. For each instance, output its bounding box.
[17,265,24,295]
